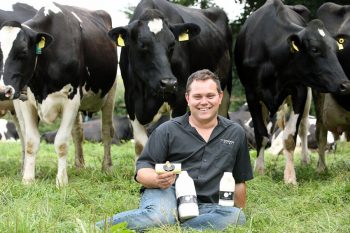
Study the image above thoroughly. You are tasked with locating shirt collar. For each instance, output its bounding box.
[174,112,231,129]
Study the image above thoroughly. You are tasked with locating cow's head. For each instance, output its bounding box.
[108,9,200,97]
[287,19,350,94]
[0,21,53,100]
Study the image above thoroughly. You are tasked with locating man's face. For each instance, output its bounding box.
[185,79,223,123]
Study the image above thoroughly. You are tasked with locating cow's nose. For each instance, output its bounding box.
[339,81,350,94]
[160,79,177,92]
[0,86,14,100]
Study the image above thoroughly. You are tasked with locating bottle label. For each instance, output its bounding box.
[163,163,175,172]
[219,191,234,200]
[177,195,198,205]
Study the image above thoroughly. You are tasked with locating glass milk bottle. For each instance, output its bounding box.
[219,172,235,206]
[175,171,199,221]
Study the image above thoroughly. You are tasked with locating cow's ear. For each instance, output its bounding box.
[170,23,200,42]
[108,27,128,47]
[35,32,54,55]
[336,35,346,50]
[288,34,301,53]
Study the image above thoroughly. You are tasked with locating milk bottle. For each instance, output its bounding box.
[175,171,199,221]
[219,172,235,206]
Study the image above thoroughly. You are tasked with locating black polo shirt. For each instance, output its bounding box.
[136,112,253,204]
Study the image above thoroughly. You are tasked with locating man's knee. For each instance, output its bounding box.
[146,206,178,226]
[220,207,246,226]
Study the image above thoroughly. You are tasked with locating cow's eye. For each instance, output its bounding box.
[16,52,27,60]
[310,47,320,54]
[139,41,148,51]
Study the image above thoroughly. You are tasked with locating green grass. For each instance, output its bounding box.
[0,140,349,233]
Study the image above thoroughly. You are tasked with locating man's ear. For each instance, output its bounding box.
[185,92,190,103]
[170,23,200,42]
[108,26,128,47]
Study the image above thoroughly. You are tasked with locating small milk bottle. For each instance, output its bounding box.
[175,171,199,221]
[219,172,235,206]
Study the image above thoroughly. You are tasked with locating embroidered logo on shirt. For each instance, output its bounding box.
[220,139,235,145]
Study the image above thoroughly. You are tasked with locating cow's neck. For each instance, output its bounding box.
[189,115,217,142]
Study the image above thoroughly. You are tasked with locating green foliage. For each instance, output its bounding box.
[110,222,135,233]
[0,140,350,232]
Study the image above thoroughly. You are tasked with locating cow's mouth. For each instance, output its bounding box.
[157,88,176,100]
[159,85,177,93]
[0,85,15,100]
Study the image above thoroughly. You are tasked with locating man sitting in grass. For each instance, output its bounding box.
[96,69,253,231]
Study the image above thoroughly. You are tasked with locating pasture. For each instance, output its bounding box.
[0,140,349,232]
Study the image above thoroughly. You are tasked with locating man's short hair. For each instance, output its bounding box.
[186,69,222,93]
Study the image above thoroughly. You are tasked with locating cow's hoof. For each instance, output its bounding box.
[284,173,297,185]
[22,178,35,185]
[254,163,265,175]
[75,162,85,170]
[255,167,265,175]
[301,156,311,166]
[316,164,328,174]
[102,165,113,173]
[284,178,297,185]
[56,175,68,188]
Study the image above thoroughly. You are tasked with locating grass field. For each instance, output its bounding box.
[0,139,349,233]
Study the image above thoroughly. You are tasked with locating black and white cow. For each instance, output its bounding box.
[268,115,336,155]
[228,103,335,152]
[0,3,38,166]
[42,115,133,145]
[316,3,350,172]
[108,0,233,155]
[234,0,350,184]
[0,2,38,116]
[0,3,37,24]
[0,119,19,141]
[0,3,118,186]
[229,103,259,149]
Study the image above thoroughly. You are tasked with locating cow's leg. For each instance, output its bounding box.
[313,92,328,173]
[131,118,148,157]
[298,87,311,166]
[10,110,25,173]
[316,122,328,173]
[101,79,117,171]
[282,88,309,184]
[71,112,84,169]
[246,95,269,174]
[218,87,230,118]
[282,110,299,185]
[14,100,40,184]
[54,95,80,187]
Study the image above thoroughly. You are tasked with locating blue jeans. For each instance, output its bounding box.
[96,186,246,231]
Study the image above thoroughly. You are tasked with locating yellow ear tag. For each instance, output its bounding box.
[38,37,46,49]
[291,40,299,52]
[338,38,344,50]
[178,32,189,42]
[117,35,125,47]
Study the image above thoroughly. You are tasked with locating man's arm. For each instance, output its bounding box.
[136,168,176,189]
[234,182,247,208]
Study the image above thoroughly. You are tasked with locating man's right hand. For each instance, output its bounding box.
[136,168,176,189]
